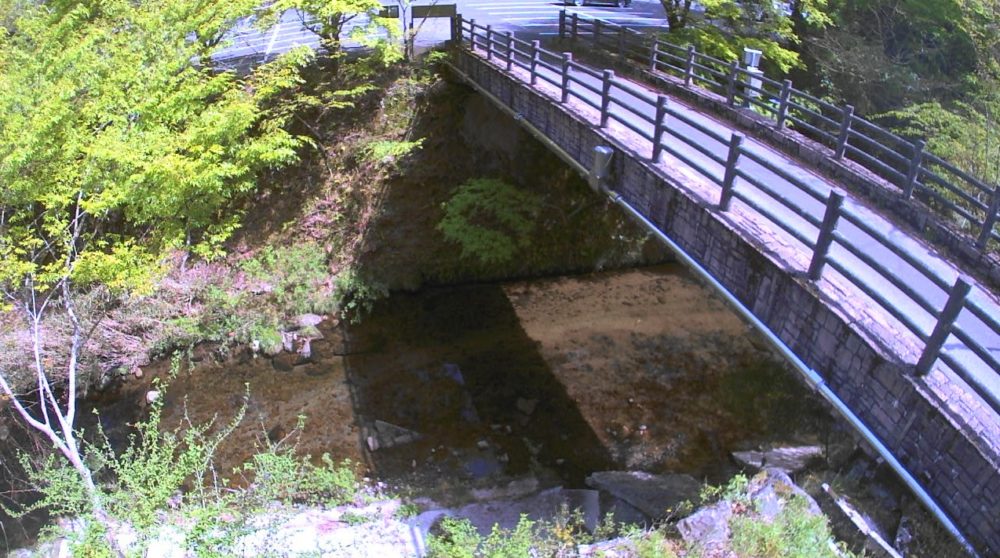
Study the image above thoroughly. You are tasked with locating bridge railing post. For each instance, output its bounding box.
[451,14,460,46]
[559,10,566,39]
[505,31,514,71]
[601,70,614,127]
[684,45,695,86]
[916,276,972,375]
[468,18,477,50]
[530,40,540,85]
[649,41,658,71]
[902,140,925,199]
[486,25,493,60]
[561,52,573,103]
[718,133,743,210]
[652,95,668,162]
[776,79,792,130]
[571,13,579,41]
[835,104,854,160]
[977,186,1000,249]
[726,60,739,106]
[808,191,845,280]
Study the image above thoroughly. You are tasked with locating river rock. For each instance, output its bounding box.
[515,397,538,416]
[677,501,732,549]
[272,351,297,372]
[145,390,161,405]
[586,471,701,520]
[678,469,825,554]
[281,331,296,353]
[293,313,324,329]
[578,537,637,557]
[449,487,601,535]
[732,444,824,473]
[295,337,313,364]
[751,468,821,519]
[366,420,421,451]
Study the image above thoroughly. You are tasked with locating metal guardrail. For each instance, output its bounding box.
[557,12,1000,254]
[456,16,1000,419]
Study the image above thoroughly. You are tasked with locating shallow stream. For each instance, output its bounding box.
[87,264,830,504]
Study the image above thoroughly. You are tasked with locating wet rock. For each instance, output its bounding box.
[515,397,538,416]
[597,492,648,527]
[471,476,540,501]
[586,471,701,519]
[450,487,601,535]
[298,324,323,340]
[366,420,421,451]
[272,352,297,372]
[295,337,313,364]
[677,501,732,549]
[261,337,284,357]
[732,444,824,473]
[146,390,161,405]
[281,331,296,353]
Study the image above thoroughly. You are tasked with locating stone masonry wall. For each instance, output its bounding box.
[452,50,1000,555]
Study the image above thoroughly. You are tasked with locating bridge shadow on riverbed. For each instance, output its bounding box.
[340,281,614,488]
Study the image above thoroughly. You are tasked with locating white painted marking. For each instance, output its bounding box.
[264,21,284,59]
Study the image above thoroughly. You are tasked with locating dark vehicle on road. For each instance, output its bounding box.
[564,0,632,7]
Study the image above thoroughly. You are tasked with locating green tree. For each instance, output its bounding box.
[0,1,311,552]
[657,0,832,73]
[259,0,401,71]
[807,0,995,113]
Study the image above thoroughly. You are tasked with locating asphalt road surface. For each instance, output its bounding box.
[212,1,668,64]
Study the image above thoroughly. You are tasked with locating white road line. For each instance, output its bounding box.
[264,21,284,59]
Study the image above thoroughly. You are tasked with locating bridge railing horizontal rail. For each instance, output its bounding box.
[457,16,1000,418]
[558,12,1000,254]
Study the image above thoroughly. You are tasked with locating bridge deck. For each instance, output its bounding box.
[453,24,1000,553]
[463,35,1000,437]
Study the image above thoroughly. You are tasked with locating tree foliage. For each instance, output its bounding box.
[437,178,542,266]
[806,0,992,113]
[0,0,311,293]
[658,0,832,73]
[258,0,403,71]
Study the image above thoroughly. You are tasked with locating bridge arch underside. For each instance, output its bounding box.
[450,51,1000,555]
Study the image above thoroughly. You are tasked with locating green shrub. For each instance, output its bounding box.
[360,138,425,165]
[730,492,849,558]
[334,268,388,324]
[437,178,542,266]
[237,449,360,507]
[242,243,335,316]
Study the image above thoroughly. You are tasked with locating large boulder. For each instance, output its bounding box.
[585,471,701,520]
[732,444,824,473]
[678,469,827,555]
